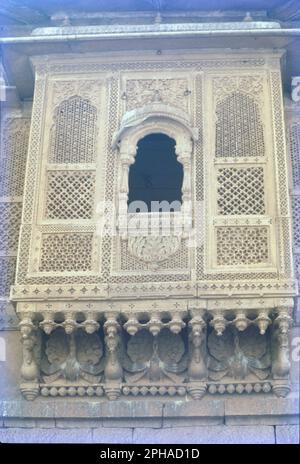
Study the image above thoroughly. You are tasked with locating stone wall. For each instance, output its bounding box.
[0,423,299,444]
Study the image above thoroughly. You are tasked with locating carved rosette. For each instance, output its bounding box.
[127,235,182,269]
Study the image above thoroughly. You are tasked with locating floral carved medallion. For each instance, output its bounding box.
[127,235,181,268]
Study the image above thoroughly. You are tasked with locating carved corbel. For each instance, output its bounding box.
[255,310,271,335]
[83,312,100,334]
[39,312,57,334]
[103,313,123,400]
[168,312,185,334]
[271,307,293,397]
[187,310,207,399]
[19,313,40,400]
[124,313,140,336]
[210,311,227,336]
[61,312,79,334]
[233,311,250,332]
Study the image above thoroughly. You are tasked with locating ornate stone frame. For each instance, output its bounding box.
[111,102,198,266]
[112,102,198,217]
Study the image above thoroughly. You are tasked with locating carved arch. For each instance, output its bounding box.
[112,103,198,223]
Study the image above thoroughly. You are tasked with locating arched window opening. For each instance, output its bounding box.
[128,133,183,212]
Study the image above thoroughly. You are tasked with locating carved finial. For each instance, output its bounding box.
[40,313,56,334]
[210,313,227,336]
[83,313,100,334]
[255,311,271,335]
[124,315,140,336]
[169,313,185,334]
[233,312,249,332]
[148,313,163,336]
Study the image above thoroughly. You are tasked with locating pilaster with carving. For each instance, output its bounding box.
[19,312,40,400]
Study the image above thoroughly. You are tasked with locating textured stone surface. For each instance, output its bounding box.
[133,425,276,444]
[3,418,36,428]
[0,427,93,443]
[92,427,133,444]
[276,425,300,444]
[225,396,300,425]
[35,419,56,428]
[55,419,103,429]
[103,418,162,428]
[0,425,280,444]
[163,398,224,426]
[0,424,299,444]
[0,396,298,426]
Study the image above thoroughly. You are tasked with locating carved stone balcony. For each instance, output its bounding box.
[17,301,293,401]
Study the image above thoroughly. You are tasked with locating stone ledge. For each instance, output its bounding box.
[0,425,279,444]
[0,396,299,427]
[224,396,300,425]
[132,425,276,444]
[0,427,93,444]
[162,398,224,426]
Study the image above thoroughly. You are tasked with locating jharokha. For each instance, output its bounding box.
[0,3,299,409]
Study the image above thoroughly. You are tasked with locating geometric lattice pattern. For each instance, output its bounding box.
[0,118,30,196]
[216,92,265,158]
[217,167,265,215]
[45,171,95,219]
[49,96,97,164]
[292,195,300,248]
[295,254,300,285]
[216,226,269,265]
[39,233,93,272]
[0,202,22,253]
[0,256,16,296]
[289,122,300,189]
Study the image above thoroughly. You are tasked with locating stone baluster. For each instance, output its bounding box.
[271,307,293,397]
[103,313,123,400]
[187,310,207,399]
[19,312,40,400]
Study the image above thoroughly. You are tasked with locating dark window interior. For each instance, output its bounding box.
[128,133,183,212]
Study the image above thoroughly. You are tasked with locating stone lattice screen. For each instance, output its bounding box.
[0,117,30,329]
